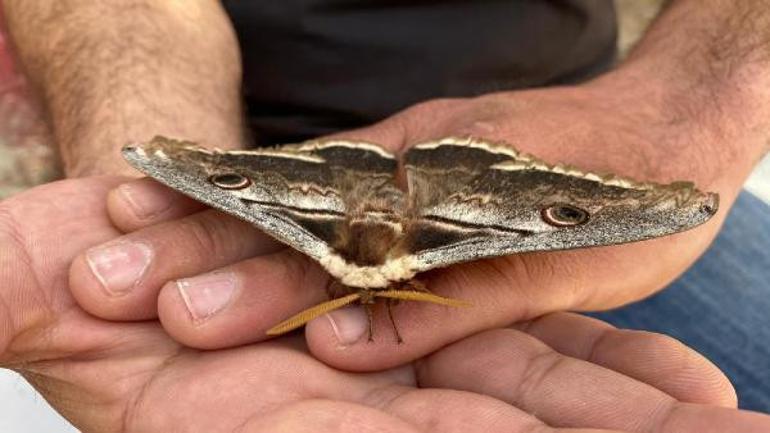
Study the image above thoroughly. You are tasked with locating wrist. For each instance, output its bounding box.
[4,0,246,178]
[589,0,770,195]
[585,58,770,199]
[59,117,246,178]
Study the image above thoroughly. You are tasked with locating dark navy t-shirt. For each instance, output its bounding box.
[222,1,617,145]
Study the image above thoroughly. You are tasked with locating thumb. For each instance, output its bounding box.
[319,114,409,153]
[300,261,535,372]
[300,256,554,372]
[319,98,464,153]
[301,98,478,370]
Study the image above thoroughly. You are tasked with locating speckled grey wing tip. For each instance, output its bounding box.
[121,143,138,154]
[121,142,145,164]
[702,192,720,217]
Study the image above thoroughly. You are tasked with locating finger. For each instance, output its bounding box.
[320,98,472,154]
[240,400,422,433]
[156,249,330,349]
[147,335,620,433]
[128,337,420,432]
[69,209,282,321]
[418,327,655,430]
[304,246,723,373]
[108,177,206,232]
[251,399,770,433]
[302,246,693,372]
[317,98,462,153]
[512,313,737,407]
[167,332,629,433]
[647,403,770,433]
[416,327,768,433]
[303,260,533,371]
[319,114,408,153]
[365,386,625,433]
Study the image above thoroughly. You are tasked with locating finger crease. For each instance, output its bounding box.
[514,349,567,409]
[585,327,616,364]
[642,397,679,433]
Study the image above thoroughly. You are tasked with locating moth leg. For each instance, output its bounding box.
[386,299,403,344]
[404,279,430,293]
[364,303,375,342]
[326,280,349,300]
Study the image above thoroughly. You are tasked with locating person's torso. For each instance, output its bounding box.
[222,0,617,144]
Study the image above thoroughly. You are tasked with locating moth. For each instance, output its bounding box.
[123,136,718,341]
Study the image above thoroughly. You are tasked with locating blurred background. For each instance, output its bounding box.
[0,0,768,431]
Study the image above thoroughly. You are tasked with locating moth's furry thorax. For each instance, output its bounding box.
[334,216,404,266]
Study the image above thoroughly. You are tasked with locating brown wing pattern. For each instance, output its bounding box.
[402,138,717,271]
[123,137,402,262]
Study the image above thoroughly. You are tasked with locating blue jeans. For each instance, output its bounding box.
[593,191,770,412]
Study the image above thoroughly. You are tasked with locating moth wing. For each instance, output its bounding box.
[403,137,718,271]
[123,136,402,263]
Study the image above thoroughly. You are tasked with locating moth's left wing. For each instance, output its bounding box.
[123,136,401,263]
[402,137,719,271]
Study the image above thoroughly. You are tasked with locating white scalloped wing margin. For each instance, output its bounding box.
[414,137,655,191]
[319,252,422,288]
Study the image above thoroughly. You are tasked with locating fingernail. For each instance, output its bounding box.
[86,242,152,296]
[326,306,368,346]
[177,272,237,322]
[119,183,172,220]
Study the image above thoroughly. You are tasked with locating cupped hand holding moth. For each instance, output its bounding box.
[6,177,768,432]
[72,74,762,372]
[304,73,761,369]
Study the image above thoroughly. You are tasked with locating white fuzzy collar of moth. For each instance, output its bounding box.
[319,253,419,288]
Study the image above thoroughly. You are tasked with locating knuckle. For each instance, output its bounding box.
[499,252,588,311]
[273,248,309,284]
[407,97,456,115]
[177,211,230,262]
[456,119,502,137]
[276,248,329,293]
[401,97,463,126]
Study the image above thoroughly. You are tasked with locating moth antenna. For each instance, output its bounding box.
[266,293,362,336]
[364,303,375,342]
[374,290,470,307]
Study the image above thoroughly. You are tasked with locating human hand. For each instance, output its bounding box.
[82,73,760,371]
[10,176,768,432]
[7,177,769,432]
[299,75,762,369]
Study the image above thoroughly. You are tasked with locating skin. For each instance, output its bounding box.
[2,177,770,433]
[2,0,244,176]
[1,0,770,430]
[76,75,770,370]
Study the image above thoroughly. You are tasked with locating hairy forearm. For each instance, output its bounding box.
[599,0,770,187]
[594,0,770,196]
[3,0,243,176]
